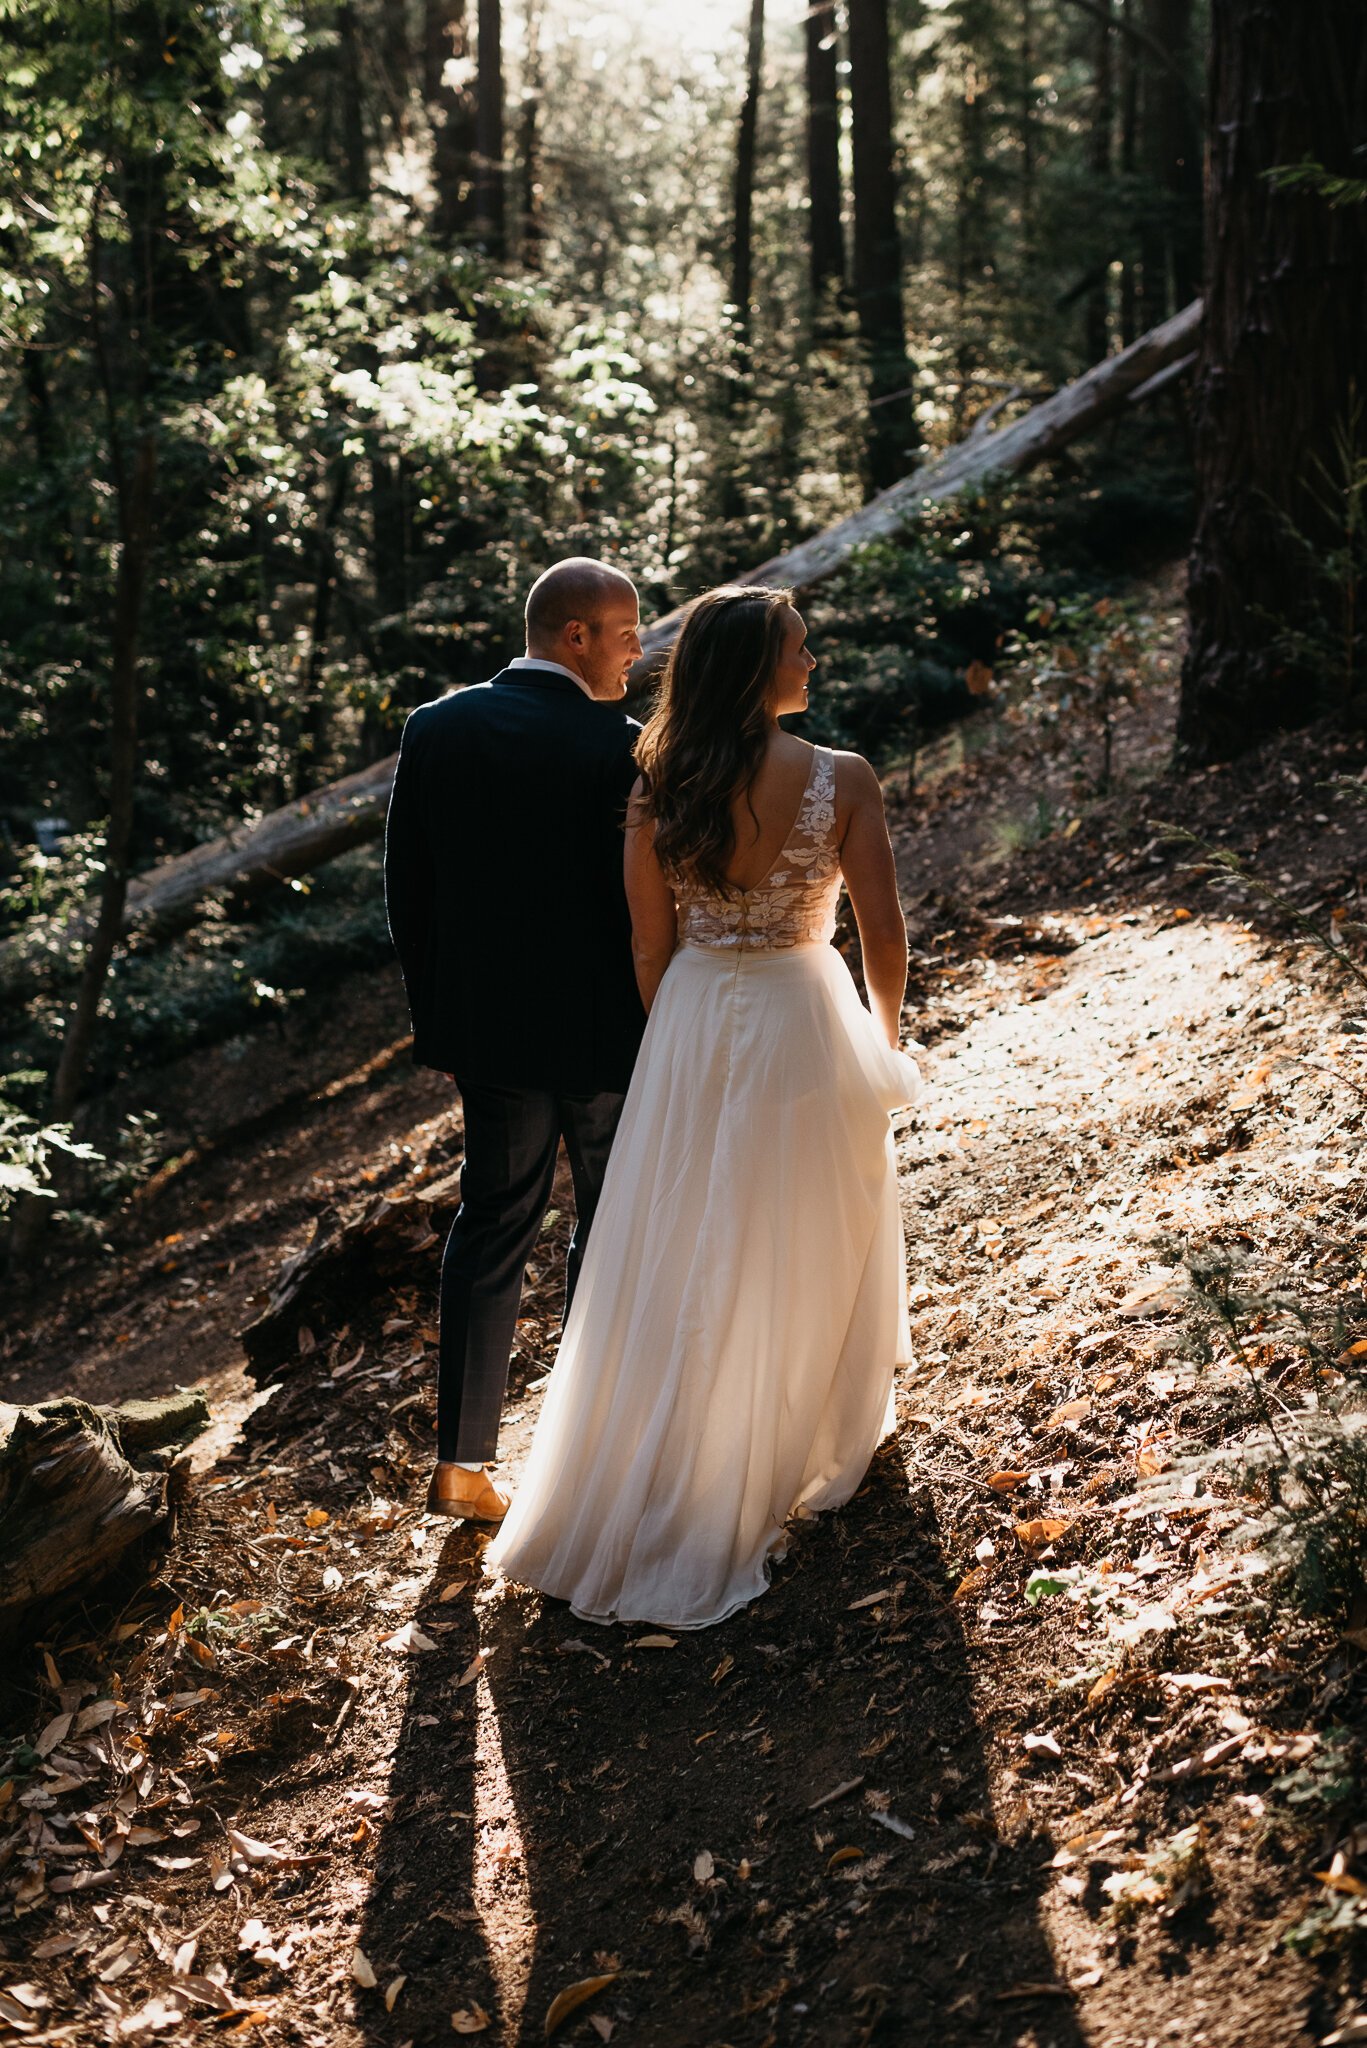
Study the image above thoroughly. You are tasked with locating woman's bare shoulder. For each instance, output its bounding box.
[831,749,884,804]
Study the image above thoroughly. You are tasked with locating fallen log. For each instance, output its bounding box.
[1,300,1200,989]
[634,298,1202,665]
[0,1390,209,1631]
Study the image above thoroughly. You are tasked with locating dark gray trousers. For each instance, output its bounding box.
[438,1080,626,1463]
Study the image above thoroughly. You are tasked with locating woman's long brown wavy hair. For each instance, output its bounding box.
[634,584,795,896]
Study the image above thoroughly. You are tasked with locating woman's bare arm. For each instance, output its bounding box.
[837,754,908,1049]
[624,780,678,1013]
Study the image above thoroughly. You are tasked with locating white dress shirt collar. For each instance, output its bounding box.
[507,655,592,698]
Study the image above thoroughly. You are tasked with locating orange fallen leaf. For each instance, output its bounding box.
[451,2004,490,2034]
[1046,1397,1091,1428]
[544,1974,617,2039]
[1014,1517,1070,1554]
[826,1846,864,1871]
[987,1470,1029,1492]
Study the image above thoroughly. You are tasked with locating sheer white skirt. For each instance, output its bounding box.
[487,940,922,1630]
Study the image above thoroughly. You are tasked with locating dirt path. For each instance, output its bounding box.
[4,655,1367,2047]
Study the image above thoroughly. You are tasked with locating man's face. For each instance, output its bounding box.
[571,597,643,700]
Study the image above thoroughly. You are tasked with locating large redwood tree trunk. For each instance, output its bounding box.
[1177,1,1367,761]
[804,0,845,327]
[472,0,505,255]
[847,0,915,494]
[731,0,766,359]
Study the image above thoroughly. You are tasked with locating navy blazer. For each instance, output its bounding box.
[383,665,647,1094]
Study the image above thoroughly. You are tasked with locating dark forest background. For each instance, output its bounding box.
[1,0,1363,1235]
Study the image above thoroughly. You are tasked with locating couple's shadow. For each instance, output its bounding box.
[355,1443,1087,2047]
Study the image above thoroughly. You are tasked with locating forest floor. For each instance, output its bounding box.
[4,568,1367,2048]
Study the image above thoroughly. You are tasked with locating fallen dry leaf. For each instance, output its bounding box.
[693,1850,714,1883]
[385,1975,407,2012]
[544,1974,617,2039]
[987,1470,1029,1492]
[456,1653,486,1689]
[1014,1517,1070,1553]
[628,1634,677,1651]
[380,1621,438,1656]
[451,2002,491,2033]
[1023,1732,1063,1762]
[1046,1397,1091,1429]
[826,1846,864,1872]
[34,1712,73,1758]
[350,1947,378,1989]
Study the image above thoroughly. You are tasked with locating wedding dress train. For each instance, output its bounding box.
[488,747,921,1628]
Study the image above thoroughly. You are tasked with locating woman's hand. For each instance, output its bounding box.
[837,754,908,1050]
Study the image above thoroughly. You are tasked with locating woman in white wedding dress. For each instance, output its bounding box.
[488,585,921,1628]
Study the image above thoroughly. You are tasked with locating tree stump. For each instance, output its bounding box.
[0,1391,209,1631]
[240,1175,462,1385]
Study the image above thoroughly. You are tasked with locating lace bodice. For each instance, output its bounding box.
[675,746,842,952]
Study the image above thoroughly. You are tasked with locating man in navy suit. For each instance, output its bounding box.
[384,559,647,1521]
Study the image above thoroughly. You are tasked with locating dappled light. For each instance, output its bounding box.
[3,0,1367,2042]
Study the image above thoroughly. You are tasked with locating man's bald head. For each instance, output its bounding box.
[524,557,641,701]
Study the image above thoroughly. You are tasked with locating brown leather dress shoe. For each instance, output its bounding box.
[425,1463,511,1523]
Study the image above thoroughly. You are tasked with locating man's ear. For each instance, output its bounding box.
[564,617,588,650]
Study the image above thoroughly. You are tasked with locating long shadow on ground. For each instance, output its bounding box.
[357,1447,1087,2047]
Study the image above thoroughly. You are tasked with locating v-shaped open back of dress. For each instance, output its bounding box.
[488,746,922,1628]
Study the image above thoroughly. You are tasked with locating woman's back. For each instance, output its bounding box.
[675,741,842,954]
[720,733,824,892]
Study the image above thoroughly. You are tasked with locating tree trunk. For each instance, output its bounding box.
[1143,0,1203,316]
[473,0,505,254]
[381,0,413,135]
[0,303,1202,976]
[1019,0,1036,248]
[295,456,352,799]
[336,2,370,199]
[805,0,845,328]
[1119,0,1140,344]
[731,0,766,359]
[516,0,545,269]
[848,0,914,494]
[0,1393,208,1631]
[1178,1,1367,761]
[427,0,477,242]
[1085,0,1114,362]
[47,433,156,1128]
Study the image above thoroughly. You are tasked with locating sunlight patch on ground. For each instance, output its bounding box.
[473,1655,536,2038]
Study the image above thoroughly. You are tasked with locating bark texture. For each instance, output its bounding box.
[0,1393,208,1630]
[1177,1,1367,761]
[731,0,766,356]
[473,0,505,254]
[847,0,914,493]
[804,0,845,320]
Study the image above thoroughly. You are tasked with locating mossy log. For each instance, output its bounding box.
[0,1391,209,1629]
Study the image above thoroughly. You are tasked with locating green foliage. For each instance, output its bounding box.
[0,1072,98,1213]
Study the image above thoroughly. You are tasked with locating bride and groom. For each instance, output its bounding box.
[384,557,921,1630]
